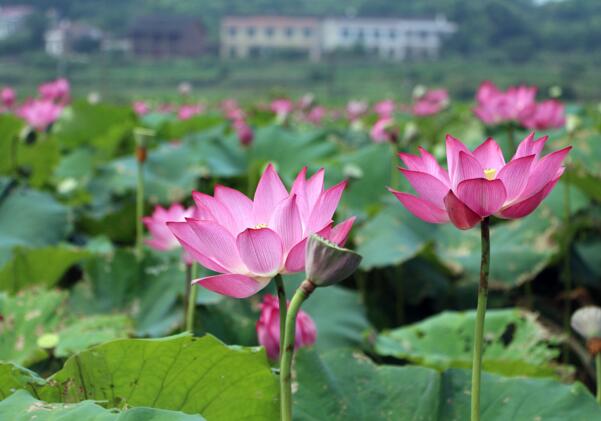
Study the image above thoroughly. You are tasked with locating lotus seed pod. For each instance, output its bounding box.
[571,306,601,339]
[305,234,362,287]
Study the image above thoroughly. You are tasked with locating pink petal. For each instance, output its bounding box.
[520,146,571,199]
[329,216,356,246]
[456,178,507,217]
[253,163,289,224]
[214,185,253,232]
[513,133,548,160]
[497,155,535,202]
[389,188,450,223]
[499,173,562,219]
[445,135,472,186]
[443,191,482,230]
[284,224,332,273]
[236,227,284,275]
[269,195,303,252]
[194,274,269,299]
[454,151,483,188]
[418,147,450,184]
[167,222,228,273]
[307,180,347,233]
[473,138,505,170]
[305,168,326,208]
[400,168,450,208]
[186,219,244,272]
[192,191,234,228]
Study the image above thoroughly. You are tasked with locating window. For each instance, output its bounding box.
[373,29,380,39]
[341,27,349,39]
[247,27,255,37]
[228,26,237,36]
[357,29,365,40]
[303,27,312,37]
[265,27,274,37]
[285,27,294,37]
[389,29,396,39]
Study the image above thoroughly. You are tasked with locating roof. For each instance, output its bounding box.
[222,16,320,26]
[130,15,205,33]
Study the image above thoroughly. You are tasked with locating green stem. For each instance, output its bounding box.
[275,274,287,363]
[595,353,601,403]
[562,179,573,363]
[507,124,516,153]
[280,280,315,421]
[135,148,145,261]
[471,217,490,421]
[185,263,199,333]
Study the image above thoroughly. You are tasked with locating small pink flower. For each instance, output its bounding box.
[256,294,317,360]
[389,133,570,230]
[38,78,70,104]
[178,104,204,120]
[374,99,396,119]
[370,118,397,143]
[271,99,293,120]
[306,106,326,125]
[133,101,150,116]
[474,81,536,126]
[519,99,565,130]
[167,164,355,298]
[412,89,449,117]
[17,99,63,131]
[233,118,253,146]
[143,203,196,263]
[1,87,16,108]
[346,100,368,122]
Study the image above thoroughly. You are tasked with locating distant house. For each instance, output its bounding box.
[321,15,456,61]
[45,20,103,57]
[129,15,206,58]
[221,16,321,61]
[0,5,33,40]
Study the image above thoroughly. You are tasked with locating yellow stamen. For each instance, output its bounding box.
[254,223,269,229]
[483,168,497,181]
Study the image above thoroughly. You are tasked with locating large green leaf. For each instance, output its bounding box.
[373,309,565,377]
[0,334,279,420]
[436,209,558,288]
[0,390,203,421]
[0,114,23,176]
[0,184,71,266]
[294,349,601,420]
[0,245,90,293]
[355,200,438,270]
[0,289,131,366]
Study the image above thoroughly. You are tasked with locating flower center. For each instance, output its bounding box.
[483,168,497,181]
[253,223,269,229]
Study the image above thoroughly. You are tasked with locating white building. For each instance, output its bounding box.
[321,15,456,61]
[0,6,33,40]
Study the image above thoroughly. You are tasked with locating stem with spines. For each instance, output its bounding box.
[275,274,287,363]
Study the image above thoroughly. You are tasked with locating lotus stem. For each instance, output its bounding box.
[597,353,601,403]
[507,124,516,152]
[471,217,490,421]
[562,178,573,363]
[275,274,287,363]
[280,280,315,421]
[185,263,198,333]
[135,145,146,260]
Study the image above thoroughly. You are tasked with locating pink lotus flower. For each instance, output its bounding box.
[306,106,326,125]
[256,294,317,360]
[17,99,63,131]
[412,89,449,117]
[389,133,571,229]
[374,99,396,119]
[271,99,293,120]
[474,81,536,126]
[177,104,204,120]
[38,78,70,104]
[143,203,196,263]
[133,101,150,116]
[346,100,368,122]
[1,87,15,108]
[167,164,355,298]
[519,99,566,130]
[233,118,253,146]
[370,118,397,143]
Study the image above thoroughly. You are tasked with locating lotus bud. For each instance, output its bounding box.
[305,234,362,287]
[549,85,562,98]
[571,306,601,355]
[37,333,59,350]
[566,114,581,135]
[134,127,154,163]
[412,84,427,99]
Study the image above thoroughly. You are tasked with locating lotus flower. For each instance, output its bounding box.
[271,99,293,121]
[38,78,70,104]
[167,164,354,298]
[17,99,63,132]
[233,118,253,146]
[178,104,204,120]
[519,99,565,130]
[374,99,395,119]
[133,101,150,116]
[474,81,536,126]
[346,100,368,122]
[389,133,571,229]
[1,87,15,108]
[412,89,449,117]
[256,294,317,360]
[370,118,397,143]
[306,106,326,125]
[143,204,196,263]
